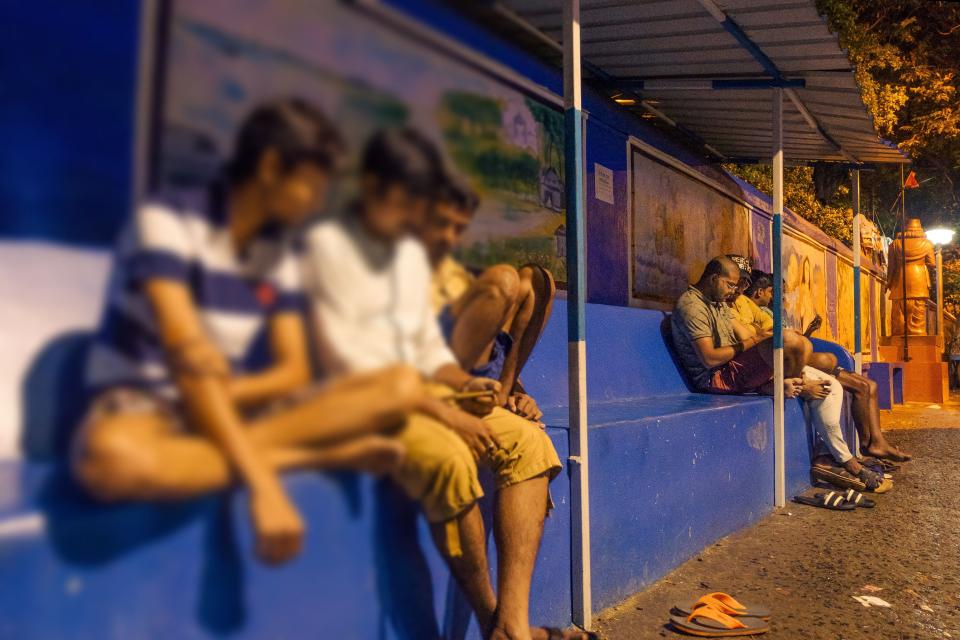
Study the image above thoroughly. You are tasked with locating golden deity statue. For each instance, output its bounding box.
[887,218,936,336]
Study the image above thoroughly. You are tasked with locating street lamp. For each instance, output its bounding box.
[925,226,955,340]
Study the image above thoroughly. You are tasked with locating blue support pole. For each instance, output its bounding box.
[563,0,591,630]
[771,88,786,508]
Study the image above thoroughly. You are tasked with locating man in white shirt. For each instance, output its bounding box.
[303,129,570,640]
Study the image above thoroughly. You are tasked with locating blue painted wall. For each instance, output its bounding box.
[0,2,140,248]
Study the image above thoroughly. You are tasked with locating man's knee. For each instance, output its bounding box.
[478,264,521,305]
[384,364,423,413]
[519,264,556,304]
[808,351,837,373]
[784,331,810,359]
[423,449,482,522]
[72,422,160,502]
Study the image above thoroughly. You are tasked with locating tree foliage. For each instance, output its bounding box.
[731,1,960,308]
[724,164,853,244]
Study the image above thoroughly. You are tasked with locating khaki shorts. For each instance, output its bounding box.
[389,384,562,526]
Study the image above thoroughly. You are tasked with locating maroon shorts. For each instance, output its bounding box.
[704,347,773,394]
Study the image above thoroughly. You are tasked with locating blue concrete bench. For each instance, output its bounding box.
[2,328,572,639]
[863,361,905,409]
[522,301,815,612]
[1,284,851,637]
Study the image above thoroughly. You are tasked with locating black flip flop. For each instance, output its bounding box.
[816,488,875,508]
[793,491,855,510]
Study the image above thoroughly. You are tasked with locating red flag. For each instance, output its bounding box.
[904,170,920,189]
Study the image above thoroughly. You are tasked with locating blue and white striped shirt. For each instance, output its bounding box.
[85,193,303,398]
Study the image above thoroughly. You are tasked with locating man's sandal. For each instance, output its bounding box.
[857,467,893,493]
[794,491,856,511]
[670,604,770,637]
[814,488,875,508]
[673,592,771,619]
[811,464,866,491]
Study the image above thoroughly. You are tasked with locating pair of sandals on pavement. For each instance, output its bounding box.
[793,487,876,511]
[670,592,770,636]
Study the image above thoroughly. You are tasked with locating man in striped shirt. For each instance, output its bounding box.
[73,99,421,565]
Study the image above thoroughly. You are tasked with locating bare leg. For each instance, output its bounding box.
[73,413,405,501]
[73,366,420,501]
[430,505,498,637]
[836,371,911,461]
[448,266,520,371]
[497,266,556,403]
[490,475,550,640]
[246,364,421,449]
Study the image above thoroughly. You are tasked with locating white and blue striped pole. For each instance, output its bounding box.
[563,0,591,630]
[772,88,786,508]
[852,170,863,374]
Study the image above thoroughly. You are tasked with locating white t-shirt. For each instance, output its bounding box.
[302,216,456,377]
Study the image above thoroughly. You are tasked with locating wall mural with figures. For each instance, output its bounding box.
[629,145,883,355]
[159,0,568,279]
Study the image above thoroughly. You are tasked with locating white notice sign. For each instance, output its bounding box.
[594,163,614,205]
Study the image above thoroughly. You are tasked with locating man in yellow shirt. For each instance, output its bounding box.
[418,172,555,421]
[726,256,909,463]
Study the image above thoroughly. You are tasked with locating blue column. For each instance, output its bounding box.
[563,0,591,630]
[771,88,786,507]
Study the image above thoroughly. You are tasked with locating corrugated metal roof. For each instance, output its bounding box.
[455,0,907,164]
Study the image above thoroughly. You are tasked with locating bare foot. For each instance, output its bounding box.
[278,436,404,476]
[339,436,405,475]
[784,377,804,399]
[531,627,595,639]
[864,445,912,462]
[489,626,527,640]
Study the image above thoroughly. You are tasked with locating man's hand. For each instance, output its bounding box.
[507,392,543,425]
[799,375,831,400]
[250,487,305,565]
[458,377,501,416]
[446,408,502,459]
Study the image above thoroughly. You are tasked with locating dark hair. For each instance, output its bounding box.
[435,170,480,214]
[745,273,773,297]
[699,256,737,282]
[226,98,344,185]
[361,128,443,198]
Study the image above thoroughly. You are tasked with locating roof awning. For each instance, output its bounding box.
[451,0,907,164]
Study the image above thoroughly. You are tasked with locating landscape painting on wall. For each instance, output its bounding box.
[631,149,751,307]
[159,0,567,278]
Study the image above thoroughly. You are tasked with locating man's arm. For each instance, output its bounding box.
[145,279,303,564]
[228,312,312,408]
[692,326,765,369]
[730,315,759,341]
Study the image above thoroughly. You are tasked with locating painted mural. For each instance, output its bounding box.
[861,270,872,352]
[631,150,752,306]
[783,234,827,339]
[836,261,856,351]
[824,251,839,340]
[751,212,772,274]
[160,0,567,277]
